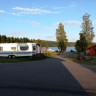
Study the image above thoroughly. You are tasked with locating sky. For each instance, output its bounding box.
[0,0,96,42]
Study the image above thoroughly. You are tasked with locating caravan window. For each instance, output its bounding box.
[0,47,3,51]
[11,47,16,51]
[20,46,28,50]
[33,46,36,50]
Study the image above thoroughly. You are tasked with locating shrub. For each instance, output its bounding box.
[76,54,85,61]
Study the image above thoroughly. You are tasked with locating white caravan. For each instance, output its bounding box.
[0,43,40,58]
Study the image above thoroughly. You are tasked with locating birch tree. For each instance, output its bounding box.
[81,13,95,45]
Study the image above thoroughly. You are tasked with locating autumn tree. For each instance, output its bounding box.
[56,23,68,52]
[81,13,95,45]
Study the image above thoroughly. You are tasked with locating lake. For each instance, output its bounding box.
[48,47,76,52]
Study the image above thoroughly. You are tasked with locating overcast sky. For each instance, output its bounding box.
[0,0,96,42]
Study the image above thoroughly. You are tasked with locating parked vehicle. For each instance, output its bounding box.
[0,43,40,58]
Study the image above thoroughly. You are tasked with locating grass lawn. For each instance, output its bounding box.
[0,52,58,63]
[67,57,96,66]
[0,56,48,63]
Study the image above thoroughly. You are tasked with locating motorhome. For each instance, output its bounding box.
[0,43,40,58]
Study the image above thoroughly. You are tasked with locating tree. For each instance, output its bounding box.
[0,35,1,43]
[81,13,95,45]
[36,39,42,53]
[56,23,68,52]
[45,43,48,51]
[1,35,6,43]
[6,37,11,43]
[75,33,88,52]
[10,37,15,43]
[36,39,42,46]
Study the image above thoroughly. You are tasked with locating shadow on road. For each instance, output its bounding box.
[0,57,88,96]
[60,52,96,74]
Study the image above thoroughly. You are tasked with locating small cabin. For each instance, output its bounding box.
[86,45,96,56]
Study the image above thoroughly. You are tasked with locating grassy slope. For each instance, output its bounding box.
[0,56,48,63]
[67,57,96,66]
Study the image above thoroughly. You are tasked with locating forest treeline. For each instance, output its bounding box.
[0,35,95,47]
[0,35,34,43]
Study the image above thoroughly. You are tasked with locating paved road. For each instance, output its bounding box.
[0,56,96,96]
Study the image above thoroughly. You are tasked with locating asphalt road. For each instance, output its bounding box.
[0,56,96,96]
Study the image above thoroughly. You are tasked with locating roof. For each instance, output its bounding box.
[87,45,96,49]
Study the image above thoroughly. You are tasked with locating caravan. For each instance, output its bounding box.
[0,43,40,58]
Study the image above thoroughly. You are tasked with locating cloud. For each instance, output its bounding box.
[57,20,96,27]
[32,21,41,28]
[0,10,5,13]
[57,21,81,26]
[8,12,21,16]
[12,7,60,15]
[63,21,81,26]
[60,20,96,26]
[0,6,60,16]
[32,21,57,31]
[0,9,21,16]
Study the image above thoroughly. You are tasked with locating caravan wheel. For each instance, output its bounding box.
[8,55,12,58]
[12,55,15,59]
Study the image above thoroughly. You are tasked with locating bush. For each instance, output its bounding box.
[84,56,92,61]
[76,54,85,61]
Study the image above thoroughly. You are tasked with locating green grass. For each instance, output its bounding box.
[43,52,59,58]
[80,58,96,66]
[67,58,76,62]
[0,56,48,63]
[67,57,96,66]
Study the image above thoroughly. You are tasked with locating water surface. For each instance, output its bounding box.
[47,47,76,52]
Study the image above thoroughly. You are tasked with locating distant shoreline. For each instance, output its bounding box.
[43,46,76,52]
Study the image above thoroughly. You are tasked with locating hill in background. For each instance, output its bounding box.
[0,35,95,47]
[41,40,96,47]
[41,40,76,47]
